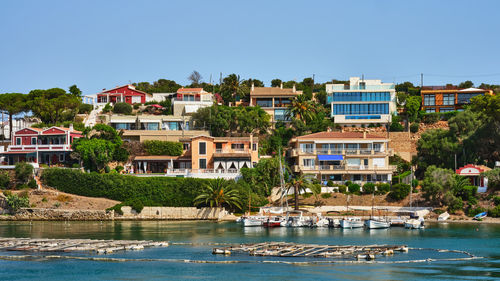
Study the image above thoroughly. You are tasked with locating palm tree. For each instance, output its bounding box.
[194,178,242,210]
[285,174,316,210]
[221,74,249,105]
[287,94,315,123]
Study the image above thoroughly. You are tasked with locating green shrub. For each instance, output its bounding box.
[143,140,183,156]
[41,168,209,208]
[6,194,29,212]
[78,104,94,114]
[104,166,110,173]
[327,180,334,187]
[337,185,347,193]
[446,195,464,214]
[489,205,500,218]
[27,179,37,189]
[375,183,390,195]
[107,203,124,215]
[302,192,313,198]
[344,180,352,187]
[348,183,360,194]
[102,103,112,113]
[388,183,411,200]
[410,122,419,133]
[493,196,500,206]
[362,182,375,194]
[422,113,440,124]
[393,171,411,183]
[321,193,332,199]
[133,104,140,110]
[454,185,477,202]
[113,147,130,162]
[0,171,10,189]
[112,102,132,114]
[115,166,124,173]
[72,163,80,168]
[128,199,144,213]
[15,162,33,184]
[467,206,486,217]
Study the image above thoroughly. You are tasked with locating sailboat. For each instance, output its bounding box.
[365,193,390,229]
[340,195,364,228]
[404,168,425,229]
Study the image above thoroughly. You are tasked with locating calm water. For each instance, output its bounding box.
[0,221,499,280]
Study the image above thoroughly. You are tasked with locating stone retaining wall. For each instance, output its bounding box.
[119,206,229,220]
[5,208,114,221]
[0,207,231,221]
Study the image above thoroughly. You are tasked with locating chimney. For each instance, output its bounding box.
[69,123,74,131]
[292,84,296,93]
[251,82,254,92]
[280,82,283,89]
[363,131,367,139]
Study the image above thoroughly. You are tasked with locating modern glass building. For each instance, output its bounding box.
[326,77,397,125]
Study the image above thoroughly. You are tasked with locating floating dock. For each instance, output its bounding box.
[213,242,408,260]
[0,238,169,254]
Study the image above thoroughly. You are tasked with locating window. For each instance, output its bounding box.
[347,158,361,166]
[252,143,257,151]
[442,94,454,105]
[425,108,436,113]
[332,103,389,115]
[199,159,207,169]
[199,142,206,155]
[303,159,315,167]
[363,159,369,166]
[16,138,21,145]
[59,154,64,162]
[440,107,455,112]
[352,174,362,181]
[31,137,37,145]
[146,123,159,130]
[256,98,273,107]
[183,143,190,150]
[274,109,290,121]
[373,143,382,152]
[231,143,244,150]
[424,95,435,106]
[373,158,385,167]
[300,143,314,153]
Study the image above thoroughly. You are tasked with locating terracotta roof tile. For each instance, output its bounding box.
[177,88,204,93]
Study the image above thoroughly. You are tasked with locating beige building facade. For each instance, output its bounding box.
[288,131,395,185]
[249,83,302,123]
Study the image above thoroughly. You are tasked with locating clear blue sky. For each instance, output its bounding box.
[1,0,499,95]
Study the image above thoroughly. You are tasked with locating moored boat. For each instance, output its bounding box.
[340,217,364,229]
[405,217,425,229]
[473,212,487,221]
[364,218,390,229]
[438,212,450,221]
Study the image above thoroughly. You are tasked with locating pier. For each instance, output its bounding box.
[0,238,169,254]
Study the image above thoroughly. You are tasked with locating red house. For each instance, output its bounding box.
[97,84,151,104]
[1,126,82,165]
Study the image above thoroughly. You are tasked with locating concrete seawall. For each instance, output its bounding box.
[118,206,230,220]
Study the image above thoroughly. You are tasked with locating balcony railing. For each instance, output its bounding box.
[8,144,71,151]
[293,148,391,156]
[294,164,394,172]
[215,148,248,154]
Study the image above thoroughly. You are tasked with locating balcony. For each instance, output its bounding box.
[291,148,391,156]
[293,164,396,173]
[8,144,72,152]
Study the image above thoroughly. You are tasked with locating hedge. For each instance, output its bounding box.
[41,168,208,207]
[112,102,132,114]
[143,140,183,156]
[388,183,411,201]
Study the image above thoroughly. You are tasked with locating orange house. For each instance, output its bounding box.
[421,86,493,113]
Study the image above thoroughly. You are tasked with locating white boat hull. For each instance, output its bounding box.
[365,219,390,229]
[243,218,263,227]
[405,219,424,229]
[340,219,364,229]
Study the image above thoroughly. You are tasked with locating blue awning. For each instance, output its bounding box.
[317,155,343,161]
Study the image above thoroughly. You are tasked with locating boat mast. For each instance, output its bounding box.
[409,166,413,209]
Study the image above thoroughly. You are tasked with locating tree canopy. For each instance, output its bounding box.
[27,88,81,124]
